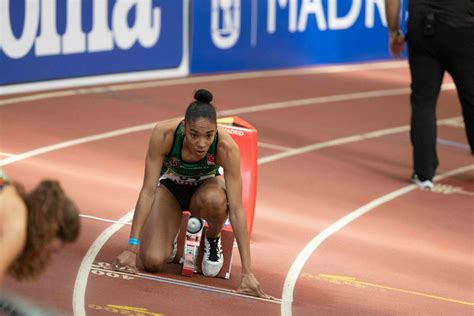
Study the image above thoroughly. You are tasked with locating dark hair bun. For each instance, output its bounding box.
[194,89,213,103]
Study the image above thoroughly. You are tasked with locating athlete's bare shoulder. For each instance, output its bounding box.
[153,118,183,136]
[150,118,183,154]
[216,127,240,165]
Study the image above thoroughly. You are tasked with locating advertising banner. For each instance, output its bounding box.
[0,0,187,92]
[191,0,408,73]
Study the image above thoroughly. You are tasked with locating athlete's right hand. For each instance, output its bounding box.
[112,249,138,274]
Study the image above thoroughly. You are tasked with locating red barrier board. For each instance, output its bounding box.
[217,116,258,239]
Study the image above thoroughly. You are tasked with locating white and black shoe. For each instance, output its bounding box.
[202,233,223,277]
[411,173,434,190]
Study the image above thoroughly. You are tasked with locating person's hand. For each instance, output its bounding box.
[389,31,405,58]
[236,272,272,299]
[112,249,138,274]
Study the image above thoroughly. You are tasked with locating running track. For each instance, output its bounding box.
[1,61,473,315]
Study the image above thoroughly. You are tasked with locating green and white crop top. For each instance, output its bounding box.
[159,123,221,186]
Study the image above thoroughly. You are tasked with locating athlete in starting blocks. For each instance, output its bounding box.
[113,89,269,298]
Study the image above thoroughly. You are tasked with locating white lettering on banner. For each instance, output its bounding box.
[63,0,86,54]
[298,0,327,31]
[113,0,161,50]
[88,0,114,53]
[267,0,298,33]
[0,0,39,59]
[0,0,162,59]
[225,128,244,136]
[36,0,61,56]
[211,0,241,49]
[365,0,387,28]
[267,0,387,33]
[328,0,361,30]
[136,0,162,48]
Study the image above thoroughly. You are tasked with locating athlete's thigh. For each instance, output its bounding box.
[189,176,227,217]
[140,184,182,259]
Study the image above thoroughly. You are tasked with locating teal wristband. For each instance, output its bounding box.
[128,237,140,246]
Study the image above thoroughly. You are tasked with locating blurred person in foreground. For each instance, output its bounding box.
[113,89,270,299]
[385,0,474,189]
[0,169,80,284]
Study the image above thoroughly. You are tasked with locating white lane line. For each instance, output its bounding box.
[79,214,131,226]
[0,61,407,106]
[73,210,134,316]
[437,138,471,151]
[258,142,293,151]
[90,265,281,304]
[280,164,474,316]
[0,152,15,157]
[0,123,154,167]
[219,83,455,116]
[0,84,457,167]
[258,117,458,165]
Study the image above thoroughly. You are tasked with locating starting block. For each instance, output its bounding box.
[173,211,235,279]
[181,216,204,277]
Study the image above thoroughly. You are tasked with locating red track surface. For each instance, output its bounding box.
[1,62,473,315]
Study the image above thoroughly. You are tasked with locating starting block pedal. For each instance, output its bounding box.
[181,216,204,277]
[173,211,235,279]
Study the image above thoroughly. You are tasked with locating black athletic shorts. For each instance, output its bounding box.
[159,178,202,211]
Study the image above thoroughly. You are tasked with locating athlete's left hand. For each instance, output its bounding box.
[236,272,273,299]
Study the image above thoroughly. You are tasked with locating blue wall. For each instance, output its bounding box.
[0,0,407,90]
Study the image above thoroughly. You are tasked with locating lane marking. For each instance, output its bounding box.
[437,138,471,151]
[0,61,407,106]
[0,123,154,167]
[258,142,293,152]
[79,214,131,226]
[304,273,474,306]
[281,164,474,316]
[431,184,474,196]
[88,304,164,316]
[258,117,457,164]
[73,210,135,316]
[90,264,281,304]
[442,118,465,129]
[218,83,453,116]
[0,152,15,157]
[0,84,457,167]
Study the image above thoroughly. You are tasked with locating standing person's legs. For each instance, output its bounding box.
[407,28,445,181]
[443,26,474,154]
[139,185,182,272]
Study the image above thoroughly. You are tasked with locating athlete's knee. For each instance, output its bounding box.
[197,189,227,214]
[140,251,167,273]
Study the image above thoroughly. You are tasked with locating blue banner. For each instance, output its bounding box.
[190,0,408,73]
[0,0,185,85]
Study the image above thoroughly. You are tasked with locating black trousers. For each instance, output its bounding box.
[407,23,474,181]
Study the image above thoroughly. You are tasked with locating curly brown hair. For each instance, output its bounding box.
[8,180,80,280]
